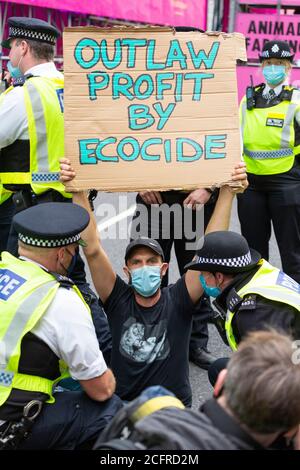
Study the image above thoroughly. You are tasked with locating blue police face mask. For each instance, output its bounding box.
[7,60,23,79]
[262,64,287,86]
[130,265,162,297]
[199,274,221,298]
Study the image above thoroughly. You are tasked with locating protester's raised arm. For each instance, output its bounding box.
[60,159,116,303]
[184,162,248,304]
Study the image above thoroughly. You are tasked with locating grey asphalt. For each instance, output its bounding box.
[85,192,281,410]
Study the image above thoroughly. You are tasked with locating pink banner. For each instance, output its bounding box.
[237,65,300,103]
[235,13,300,60]
[1,0,207,29]
[238,0,300,5]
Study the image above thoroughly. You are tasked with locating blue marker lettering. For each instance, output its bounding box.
[96,137,118,162]
[128,105,155,130]
[117,137,140,161]
[185,72,214,101]
[205,135,227,159]
[100,39,122,70]
[74,38,100,69]
[177,138,203,162]
[79,139,98,164]
[141,138,162,161]
[112,73,134,100]
[135,74,154,100]
[166,40,187,69]
[187,41,220,69]
[152,102,176,131]
[146,40,166,70]
[122,38,148,68]
[87,72,109,100]
[156,73,174,100]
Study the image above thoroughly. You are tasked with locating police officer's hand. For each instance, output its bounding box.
[226,162,248,194]
[183,188,212,209]
[60,158,76,183]
[138,191,163,205]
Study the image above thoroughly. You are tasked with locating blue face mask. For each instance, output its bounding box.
[199,274,221,298]
[262,65,287,86]
[131,265,162,297]
[7,60,23,79]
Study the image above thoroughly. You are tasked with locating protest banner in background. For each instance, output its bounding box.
[63,27,246,192]
[236,13,300,61]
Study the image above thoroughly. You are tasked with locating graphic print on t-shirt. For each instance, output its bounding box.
[119,317,170,363]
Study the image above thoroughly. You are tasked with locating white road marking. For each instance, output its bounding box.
[97,204,137,232]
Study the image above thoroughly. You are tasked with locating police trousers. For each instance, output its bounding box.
[19,391,123,450]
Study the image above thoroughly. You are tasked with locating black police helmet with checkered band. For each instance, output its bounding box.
[13,202,89,248]
[184,231,261,274]
[2,17,59,49]
[259,40,294,63]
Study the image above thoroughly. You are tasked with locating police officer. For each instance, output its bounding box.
[0,17,112,364]
[0,17,68,230]
[0,202,122,450]
[185,230,300,352]
[238,40,300,283]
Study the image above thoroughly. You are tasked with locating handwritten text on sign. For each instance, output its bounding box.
[64,29,245,191]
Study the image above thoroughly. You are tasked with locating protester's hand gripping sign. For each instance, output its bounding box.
[63,27,246,191]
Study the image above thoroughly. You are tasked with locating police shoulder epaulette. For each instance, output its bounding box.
[47,270,75,289]
[12,76,26,87]
[254,83,266,93]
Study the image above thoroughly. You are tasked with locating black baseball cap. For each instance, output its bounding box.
[125,237,165,263]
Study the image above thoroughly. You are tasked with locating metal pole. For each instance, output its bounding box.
[228,0,237,33]
[277,0,282,16]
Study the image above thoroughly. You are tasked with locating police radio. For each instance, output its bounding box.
[246,75,255,110]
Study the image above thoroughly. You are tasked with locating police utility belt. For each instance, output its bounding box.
[12,189,65,213]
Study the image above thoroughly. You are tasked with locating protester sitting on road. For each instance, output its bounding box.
[95,330,300,451]
[0,202,122,450]
[60,158,248,407]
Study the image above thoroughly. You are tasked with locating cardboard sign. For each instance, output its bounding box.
[236,13,300,60]
[64,27,246,192]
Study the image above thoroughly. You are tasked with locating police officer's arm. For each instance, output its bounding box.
[79,369,116,401]
[184,163,248,304]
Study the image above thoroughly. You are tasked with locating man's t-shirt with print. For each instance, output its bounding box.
[104,275,195,406]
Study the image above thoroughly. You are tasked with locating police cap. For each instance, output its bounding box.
[2,17,59,49]
[184,231,261,274]
[13,202,90,249]
[259,40,294,63]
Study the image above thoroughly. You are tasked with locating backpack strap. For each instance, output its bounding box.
[131,396,185,423]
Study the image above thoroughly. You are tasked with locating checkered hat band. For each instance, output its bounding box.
[261,50,293,58]
[18,232,81,248]
[9,26,56,44]
[195,251,252,268]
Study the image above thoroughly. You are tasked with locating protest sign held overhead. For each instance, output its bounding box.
[63,27,246,192]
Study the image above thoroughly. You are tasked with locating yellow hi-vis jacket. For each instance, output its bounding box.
[0,76,71,198]
[0,252,88,406]
[240,87,300,175]
[225,259,300,350]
